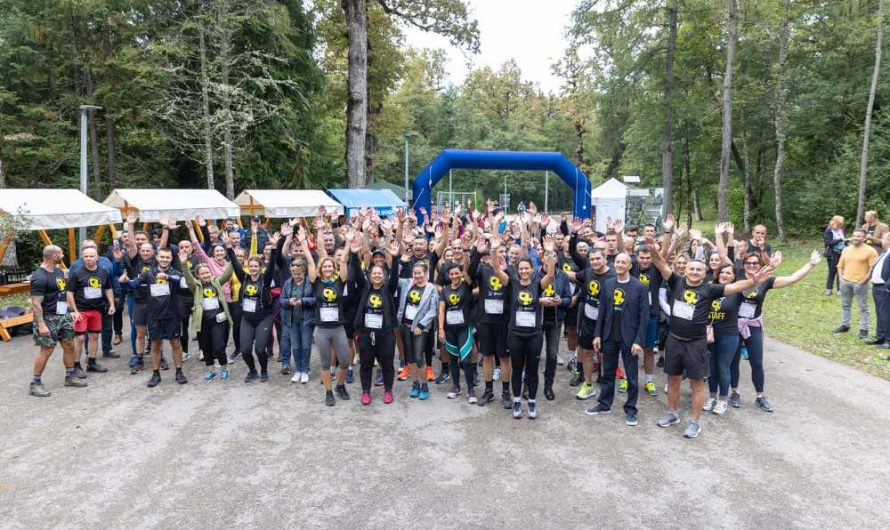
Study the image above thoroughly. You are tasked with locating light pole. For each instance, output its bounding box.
[544,170,550,212]
[79,105,102,243]
[403,131,419,204]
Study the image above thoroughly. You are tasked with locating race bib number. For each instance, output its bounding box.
[215,312,227,323]
[446,310,465,325]
[404,304,419,321]
[202,297,220,311]
[55,301,69,315]
[320,306,339,322]
[673,300,695,320]
[739,302,756,319]
[365,313,383,329]
[584,303,599,321]
[242,299,257,313]
[180,277,188,289]
[150,283,170,297]
[484,299,504,315]
[84,286,102,299]
[515,310,536,328]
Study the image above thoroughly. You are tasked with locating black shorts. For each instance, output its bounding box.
[132,301,148,326]
[148,318,182,342]
[477,321,509,358]
[664,334,709,380]
[578,331,594,350]
[564,304,579,329]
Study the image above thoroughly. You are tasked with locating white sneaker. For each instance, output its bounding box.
[703,398,716,412]
[291,371,301,383]
[300,372,309,384]
[712,399,728,415]
[493,367,501,381]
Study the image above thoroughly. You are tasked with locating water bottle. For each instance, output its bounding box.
[740,345,749,360]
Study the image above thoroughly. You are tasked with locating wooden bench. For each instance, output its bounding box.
[0,282,32,341]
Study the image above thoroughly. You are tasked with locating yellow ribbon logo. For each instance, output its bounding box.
[518,290,533,306]
[562,262,572,272]
[246,284,258,296]
[204,288,216,298]
[88,277,101,288]
[544,283,555,297]
[369,294,382,308]
[448,292,460,305]
[613,288,625,305]
[588,280,600,296]
[711,300,721,311]
[489,276,502,291]
[683,290,698,305]
[409,290,421,303]
[323,288,337,302]
[640,274,650,286]
[56,278,66,290]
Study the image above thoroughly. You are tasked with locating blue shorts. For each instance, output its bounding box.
[644,315,660,348]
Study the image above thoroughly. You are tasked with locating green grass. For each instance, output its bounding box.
[0,292,29,308]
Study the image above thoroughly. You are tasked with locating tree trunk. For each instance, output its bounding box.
[693,189,703,221]
[343,0,368,188]
[772,0,791,243]
[84,71,102,196]
[684,127,693,229]
[661,0,678,216]
[105,113,117,190]
[219,0,235,199]
[858,0,884,225]
[742,133,751,234]
[717,0,738,222]
[0,153,5,188]
[199,9,215,191]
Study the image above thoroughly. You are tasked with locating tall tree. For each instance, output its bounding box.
[858,0,885,225]
[718,0,739,222]
[772,0,791,243]
[662,0,678,216]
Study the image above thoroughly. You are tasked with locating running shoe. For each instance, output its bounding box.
[301,372,309,384]
[703,398,716,412]
[644,381,658,396]
[281,366,291,376]
[683,419,702,438]
[181,351,190,363]
[291,371,301,383]
[569,370,583,387]
[713,400,728,415]
[755,396,774,412]
[260,371,270,383]
[512,400,522,419]
[656,355,664,368]
[347,367,354,384]
[467,388,478,404]
[361,392,371,405]
[585,403,611,416]
[64,376,87,387]
[113,334,123,345]
[729,391,741,408]
[418,384,430,400]
[740,346,749,360]
[29,381,51,397]
[527,401,537,419]
[335,384,350,400]
[566,357,577,373]
[447,386,462,399]
[500,390,512,409]
[130,364,144,376]
[409,382,421,398]
[147,372,162,388]
[87,362,108,373]
[626,413,638,426]
[493,367,501,381]
[398,365,410,381]
[373,369,384,386]
[544,385,555,401]
[203,370,217,382]
[657,411,680,427]
[434,370,450,385]
[426,366,435,382]
[220,368,230,381]
[575,382,596,400]
[160,357,169,371]
[325,390,336,406]
[175,370,188,385]
[244,371,259,383]
[617,378,628,393]
[478,389,495,406]
[383,391,394,404]
[102,350,121,359]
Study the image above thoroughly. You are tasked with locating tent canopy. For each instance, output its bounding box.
[103,189,240,222]
[234,190,343,218]
[590,178,628,234]
[591,178,628,199]
[0,189,122,229]
[327,188,405,216]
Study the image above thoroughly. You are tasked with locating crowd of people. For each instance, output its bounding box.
[29,200,830,438]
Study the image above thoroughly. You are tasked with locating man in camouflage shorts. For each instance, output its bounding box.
[29,245,87,397]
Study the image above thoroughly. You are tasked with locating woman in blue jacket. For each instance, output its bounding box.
[279,258,316,384]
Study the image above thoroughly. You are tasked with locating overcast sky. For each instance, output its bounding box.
[403,0,579,94]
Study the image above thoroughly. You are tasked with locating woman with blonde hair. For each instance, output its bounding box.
[823,215,846,296]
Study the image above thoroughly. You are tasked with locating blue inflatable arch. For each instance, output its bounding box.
[411,149,592,218]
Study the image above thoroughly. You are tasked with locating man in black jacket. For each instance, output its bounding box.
[585,253,649,426]
[866,233,890,349]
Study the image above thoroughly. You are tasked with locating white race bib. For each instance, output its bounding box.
[515,310,536,327]
[404,304,419,321]
[569,283,577,295]
[584,303,599,321]
[55,301,69,315]
[446,310,465,325]
[202,297,220,311]
[242,299,257,313]
[672,300,695,320]
[84,286,102,299]
[484,299,504,315]
[739,302,756,319]
[365,313,383,329]
[180,277,188,289]
[320,306,339,322]
[150,283,170,297]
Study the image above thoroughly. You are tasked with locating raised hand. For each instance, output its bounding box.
[770,250,783,268]
[126,211,137,225]
[195,215,206,227]
[475,236,488,254]
[809,249,822,266]
[167,218,177,230]
[543,234,555,252]
[388,239,400,257]
[663,213,675,232]
[715,222,727,236]
[725,222,734,235]
[178,247,189,263]
[689,228,702,241]
[280,222,293,237]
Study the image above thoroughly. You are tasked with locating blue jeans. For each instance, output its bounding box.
[281,318,314,373]
[126,295,138,367]
[708,333,739,397]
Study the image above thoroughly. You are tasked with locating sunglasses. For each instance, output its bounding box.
[744,262,760,267]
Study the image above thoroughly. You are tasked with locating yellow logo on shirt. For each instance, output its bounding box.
[711,300,721,311]
[588,280,600,296]
[562,262,573,272]
[323,288,337,302]
[56,278,66,290]
[203,288,216,298]
[613,288,625,305]
[640,273,650,287]
[489,276,503,291]
[448,292,460,305]
[518,290,533,306]
[409,290,421,303]
[245,284,258,296]
[88,277,101,288]
[683,290,699,305]
[369,294,382,308]
[543,283,555,297]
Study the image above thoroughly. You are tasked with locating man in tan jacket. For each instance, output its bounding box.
[861,211,888,251]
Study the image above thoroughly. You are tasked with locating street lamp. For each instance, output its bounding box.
[79,105,102,243]
[404,131,419,204]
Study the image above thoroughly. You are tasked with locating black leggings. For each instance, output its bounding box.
[731,327,765,393]
[180,315,191,353]
[358,330,395,392]
[230,302,242,354]
[508,332,543,400]
[401,325,428,367]
[198,319,229,367]
[445,326,476,389]
[826,254,840,291]
[240,314,273,374]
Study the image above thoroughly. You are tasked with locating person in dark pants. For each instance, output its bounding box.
[823,216,846,295]
[865,233,890,348]
[540,249,573,401]
[585,253,649,426]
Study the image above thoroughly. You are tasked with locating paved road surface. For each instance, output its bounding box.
[1,330,888,529]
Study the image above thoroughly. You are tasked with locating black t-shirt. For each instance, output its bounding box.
[476,262,509,324]
[124,254,154,303]
[401,251,438,282]
[67,266,111,311]
[140,266,181,321]
[403,285,424,326]
[608,278,632,342]
[709,292,742,335]
[541,280,559,324]
[362,286,387,330]
[442,282,472,330]
[666,273,726,340]
[576,267,616,328]
[31,266,67,316]
[738,276,776,320]
[509,275,543,336]
[634,264,663,316]
[199,282,223,322]
[314,278,345,328]
[557,253,579,298]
